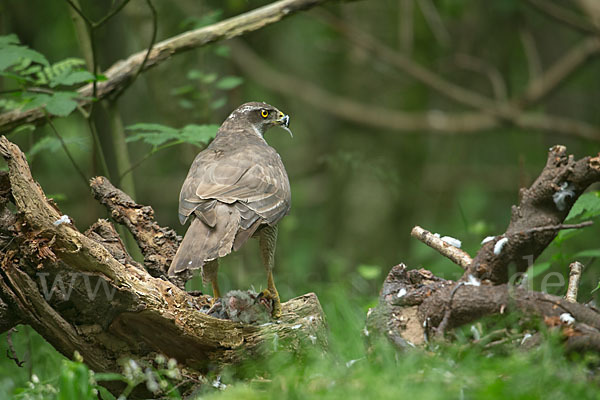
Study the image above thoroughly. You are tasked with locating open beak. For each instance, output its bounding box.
[276,112,293,138]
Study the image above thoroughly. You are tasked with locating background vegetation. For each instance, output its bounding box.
[0,0,599,398]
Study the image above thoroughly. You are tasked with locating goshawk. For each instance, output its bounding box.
[168,102,292,318]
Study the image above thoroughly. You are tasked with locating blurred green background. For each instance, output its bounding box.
[1,0,600,398]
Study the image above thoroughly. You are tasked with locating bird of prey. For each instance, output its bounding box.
[168,102,292,318]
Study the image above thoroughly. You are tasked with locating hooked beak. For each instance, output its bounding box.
[276,112,293,138]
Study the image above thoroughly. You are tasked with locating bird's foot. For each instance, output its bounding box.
[258,289,282,319]
[207,296,221,313]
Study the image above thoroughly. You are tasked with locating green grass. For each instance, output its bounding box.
[1,287,598,399]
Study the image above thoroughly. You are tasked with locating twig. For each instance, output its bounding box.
[410,226,472,269]
[86,117,111,180]
[95,0,131,28]
[526,0,598,34]
[435,282,464,338]
[565,261,584,303]
[467,145,600,283]
[231,41,600,139]
[399,0,414,55]
[517,37,600,108]
[6,328,25,367]
[516,221,593,235]
[45,115,88,187]
[454,53,507,100]
[64,0,93,26]
[417,0,450,47]
[519,29,542,83]
[64,0,102,104]
[316,10,505,117]
[64,0,131,29]
[112,0,157,100]
[315,11,600,140]
[0,0,333,134]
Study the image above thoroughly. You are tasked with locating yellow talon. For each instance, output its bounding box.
[259,289,282,319]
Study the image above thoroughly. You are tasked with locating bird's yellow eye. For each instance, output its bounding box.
[261,109,269,118]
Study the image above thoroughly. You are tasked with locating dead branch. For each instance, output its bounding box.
[516,37,600,108]
[527,0,598,34]
[366,264,600,351]
[6,328,25,367]
[231,42,599,139]
[410,226,472,269]
[317,10,504,116]
[454,53,507,100]
[231,41,499,133]
[565,261,584,303]
[314,11,600,140]
[468,145,600,283]
[0,0,333,134]
[89,176,183,283]
[368,146,600,354]
[0,136,326,395]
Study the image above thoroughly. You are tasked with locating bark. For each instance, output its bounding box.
[89,176,188,287]
[366,264,600,351]
[468,145,600,283]
[367,145,600,353]
[0,136,326,395]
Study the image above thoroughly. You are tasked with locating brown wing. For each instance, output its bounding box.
[178,143,291,231]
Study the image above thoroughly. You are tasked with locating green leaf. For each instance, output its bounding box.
[214,45,230,58]
[186,69,204,80]
[11,124,35,135]
[552,227,584,246]
[21,93,51,111]
[95,386,117,400]
[566,191,600,221]
[171,84,195,96]
[178,99,194,109]
[51,70,95,87]
[211,97,227,110]
[215,75,243,90]
[27,135,87,161]
[126,123,179,135]
[45,92,78,117]
[57,360,95,400]
[179,124,218,145]
[574,249,600,258]
[126,123,180,147]
[0,45,49,72]
[0,97,24,112]
[185,68,217,84]
[526,262,552,279]
[126,122,217,149]
[94,372,127,382]
[0,34,19,46]
[357,264,381,280]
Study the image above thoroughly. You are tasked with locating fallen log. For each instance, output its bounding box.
[0,136,326,395]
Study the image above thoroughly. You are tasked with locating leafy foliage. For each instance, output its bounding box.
[169,45,240,118]
[525,191,600,293]
[26,135,88,161]
[126,123,218,149]
[567,191,600,222]
[0,35,95,119]
[0,34,49,72]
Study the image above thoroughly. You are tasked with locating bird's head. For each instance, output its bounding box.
[228,101,293,138]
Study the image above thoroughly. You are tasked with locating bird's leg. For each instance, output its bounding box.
[259,225,281,319]
[202,259,221,304]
